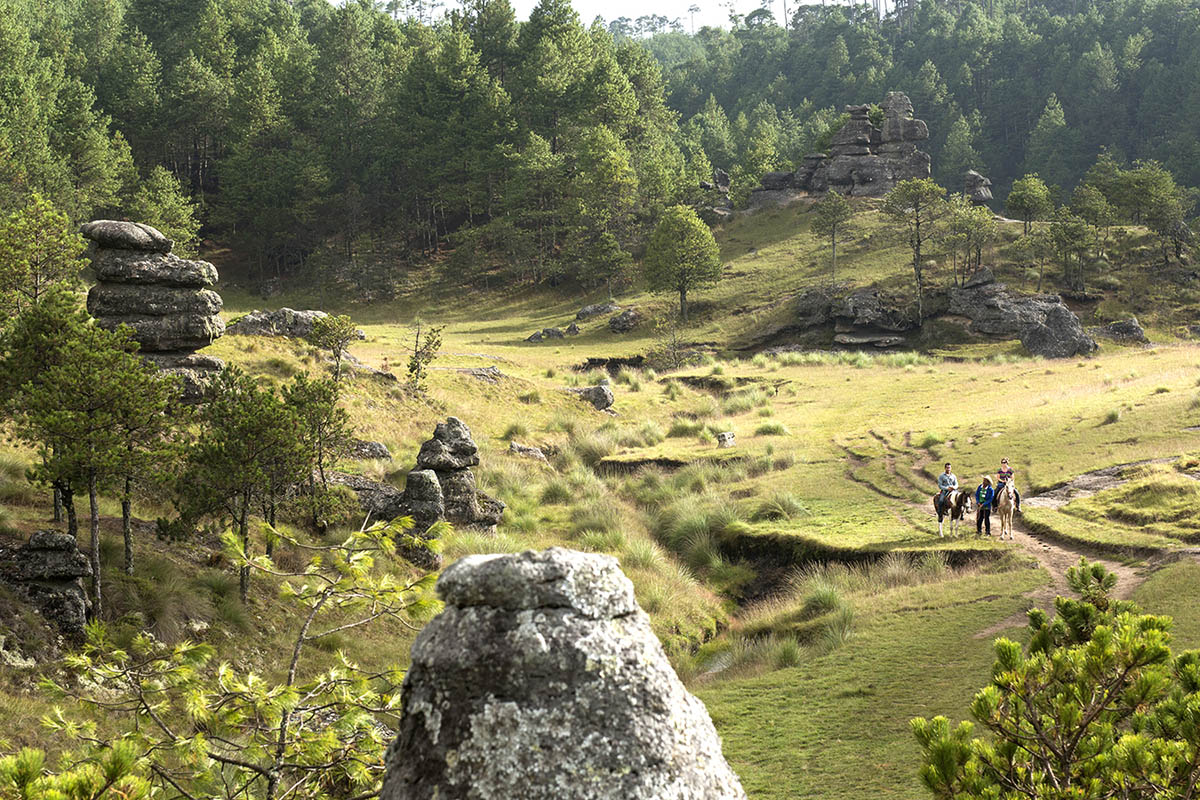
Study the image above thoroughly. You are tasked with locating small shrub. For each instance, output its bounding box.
[663,381,681,400]
[1154,386,1170,394]
[757,406,774,417]
[817,606,855,653]
[801,584,846,618]
[755,421,789,436]
[668,419,704,437]
[916,432,944,448]
[501,422,529,440]
[1103,407,1122,425]
[697,428,716,445]
[639,421,666,446]
[771,637,804,669]
[518,390,541,404]
[751,353,769,369]
[577,528,627,553]
[544,367,556,378]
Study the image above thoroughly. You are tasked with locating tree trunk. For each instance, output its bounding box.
[238,496,251,604]
[122,476,133,575]
[679,286,688,322]
[53,486,62,523]
[88,472,102,619]
[831,234,838,283]
[64,487,77,540]
[265,499,276,558]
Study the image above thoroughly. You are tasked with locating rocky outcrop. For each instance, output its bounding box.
[567,385,615,411]
[380,548,747,800]
[758,277,1096,357]
[525,327,564,343]
[964,170,993,206]
[565,321,580,335]
[411,418,503,533]
[609,308,643,333]
[1090,317,1148,344]
[83,221,224,401]
[0,531,92,638]
[754,93,930,201]
[327,472,407,521]
[227,308,328,339]
[509,441,548,462]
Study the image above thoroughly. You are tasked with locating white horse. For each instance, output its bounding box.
[934,489,971,538]
[994,482,1015,540]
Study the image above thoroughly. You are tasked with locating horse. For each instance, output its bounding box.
[933,489,971,537]
[994,481,1015,540]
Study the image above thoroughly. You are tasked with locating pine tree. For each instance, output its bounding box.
[810,190,853,284]
[0,194,87,316]
[1006,174,1053,235]
[644,205,722,322]
[882,178,947,321]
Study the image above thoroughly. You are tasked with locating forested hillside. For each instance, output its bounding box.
[3,0,1200,297]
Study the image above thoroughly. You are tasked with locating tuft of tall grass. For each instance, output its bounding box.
[755,421,789,436]
[1103,407,1122,425]
[501,422,529,440]
[621,538,666,571]
[751,492,808,521]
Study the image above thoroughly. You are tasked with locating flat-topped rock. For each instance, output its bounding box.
[96,312,225,351]
[80,220,172,253]
[90,249,217,287]
[381,548,747,800]
[226,308,328,338]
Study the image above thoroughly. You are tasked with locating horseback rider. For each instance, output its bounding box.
[996,457,1022,512]
[975,476,994,536]
[937,462,958,515]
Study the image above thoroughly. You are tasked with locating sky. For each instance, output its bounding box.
[509,0,790,31]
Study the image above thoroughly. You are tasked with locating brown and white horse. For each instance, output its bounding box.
[994,482,1015,540]
[933,490,971,537]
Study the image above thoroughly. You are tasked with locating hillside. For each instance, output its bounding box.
[2,198,1199,797]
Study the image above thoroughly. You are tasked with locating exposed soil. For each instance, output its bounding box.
[1025,457,1180,510]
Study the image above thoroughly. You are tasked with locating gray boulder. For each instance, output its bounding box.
[567,385,615,411]
[962,266,996,288]
[578,303,621,320]
[509,441,548,462]
[1091,317,1148,343]
[380,548,747,800]
[437,469,483,527]
[1020,305,1100,358]
[96,312,226,351]
[349,440,393,461]
[399,470,445,570]
[140,352,225,403]
[833,289,916,332]
[80,220,172,253]
[964,170,993,206]
[608,308,643,333]
[87,284,223,318]
[0,531,92,637]
[565,321,580,335]
[90,249,217,287]
[525,331,543,343]
[415,417,480,471]
[226,308,328,339]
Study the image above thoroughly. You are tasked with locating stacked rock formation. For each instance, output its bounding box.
[82,221,224,400]
[964,170,994,205]
[407,417,504,533]
[754,92,931,200]
[381,548,747,800]
[0,531,92,638]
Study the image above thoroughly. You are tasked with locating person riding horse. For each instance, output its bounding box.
[937,463,958,516]
[996,458,1021,513]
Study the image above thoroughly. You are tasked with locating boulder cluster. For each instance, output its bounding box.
[330,418,504,570]
[0,531,92,638]
[381,548,747,800]
[525,303,643,343]
[759,271,1097,358]
[82,220,224,400]
[756,92,931,200]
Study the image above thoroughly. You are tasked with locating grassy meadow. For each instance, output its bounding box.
[2,197,1200,794]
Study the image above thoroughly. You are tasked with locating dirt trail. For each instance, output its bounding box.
[837,435,1149,639]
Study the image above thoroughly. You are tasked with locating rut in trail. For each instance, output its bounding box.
[836,433,1148,639]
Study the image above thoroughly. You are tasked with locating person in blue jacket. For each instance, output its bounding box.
[975,476,994,536]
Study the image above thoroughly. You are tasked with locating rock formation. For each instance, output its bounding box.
[380,548,747,800]
[755,273,1097,358]
[0,531,92,638]
[525,327,564,343]
[82,220,224,400]
[754,93,929,202]
[578,302,621,320]
[609,308,643,333]
[752,92,930,202]
[348,440,393,461]
[227,308,326,338]
[964,170,993,206]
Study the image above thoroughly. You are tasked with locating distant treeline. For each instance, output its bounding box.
[646,0,1200,202]
[1,0,1197,292]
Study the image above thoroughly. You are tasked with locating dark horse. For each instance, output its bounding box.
[933,490,971,537]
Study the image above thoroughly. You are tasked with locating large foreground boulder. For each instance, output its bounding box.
[380,548,747,800]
